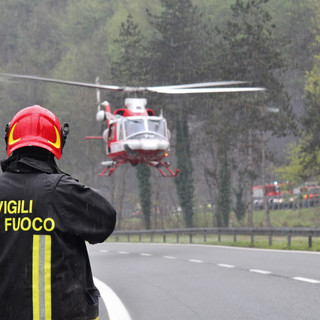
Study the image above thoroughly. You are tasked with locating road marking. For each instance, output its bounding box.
[249,269,272,275]
[118,251,129,254]
[293,277,320,284]
[99,249,108,253]
[93,277,131,320]
[140,253,152,256]
[217,264,235,268]
[188,259,204,263]
[163,256,177,259]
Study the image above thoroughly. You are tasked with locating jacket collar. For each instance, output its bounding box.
[1,148,63,174]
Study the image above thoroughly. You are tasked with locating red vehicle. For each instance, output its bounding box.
[253,184,281,198]
[253,184,282,209]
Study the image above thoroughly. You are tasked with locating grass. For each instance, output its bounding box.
[117,206,320,230]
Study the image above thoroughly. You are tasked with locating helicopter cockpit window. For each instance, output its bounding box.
[109,124,115,140]
[119,123,124,140]
[147,119,166,136]
[125,119,145,136]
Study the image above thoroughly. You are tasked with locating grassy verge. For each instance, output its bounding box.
[116,206,320,230]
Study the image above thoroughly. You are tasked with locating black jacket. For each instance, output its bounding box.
[0,150,116,320]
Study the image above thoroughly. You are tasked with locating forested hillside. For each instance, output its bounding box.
[0,0,319,229]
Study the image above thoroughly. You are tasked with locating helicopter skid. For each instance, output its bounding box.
[98,158,179,177]
[99,160,126,176]
[149,161,180,177]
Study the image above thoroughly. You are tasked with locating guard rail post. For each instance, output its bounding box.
[308,236,312,248]
[269,232,272,246]
[287,233,291,247]
[251,231,254,246]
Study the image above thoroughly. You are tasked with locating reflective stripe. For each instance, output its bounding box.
[33,235,52,320]
[44,235,52,319]
[32,235,40,320]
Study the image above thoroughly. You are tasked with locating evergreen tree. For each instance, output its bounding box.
[136,163,152,229]
[111,14,153,229]
[112,13,146,85]
[175,113,194,228]
[215,147,231,227]
[146,0,205,84]
[146,0,206,227]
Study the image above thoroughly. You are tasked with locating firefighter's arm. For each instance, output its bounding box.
[55,175,117,243]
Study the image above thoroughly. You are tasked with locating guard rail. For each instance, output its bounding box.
[112,227,320,248]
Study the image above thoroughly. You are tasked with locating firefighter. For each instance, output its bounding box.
[0,105,117,320]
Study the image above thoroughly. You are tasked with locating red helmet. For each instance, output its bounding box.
[6,105,64,159]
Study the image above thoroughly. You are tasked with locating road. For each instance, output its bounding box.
[88,242,320,320]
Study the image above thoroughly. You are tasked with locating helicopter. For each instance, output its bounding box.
[0,73,265,177]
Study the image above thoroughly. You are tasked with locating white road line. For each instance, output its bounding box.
[217,264,235,268]
[188,259,204,263]
[140,253,152,256]
[99,249,108,253]
[93,277,131,320]
[118,251,129,254]
[249,269,272,275]
[163,256,177,259]
[293,277,320,284]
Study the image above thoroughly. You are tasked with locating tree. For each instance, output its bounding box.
[136,164,152,229]
[278,1,320,184]
[232,171,247,222]
[175,113,194,227]
[212,0,295,227]
[111,14,154,229]
[301,56,320,175]
[146,0,206,227]
[112,13,146,85]
[276,140,319,185]
[215,146,231,227]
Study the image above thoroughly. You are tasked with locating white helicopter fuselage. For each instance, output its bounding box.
[104,115,170,163]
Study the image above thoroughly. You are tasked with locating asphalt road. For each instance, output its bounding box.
[88,242,320,320]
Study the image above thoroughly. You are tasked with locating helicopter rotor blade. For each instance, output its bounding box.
[0,73,124,91]
[0,73,265,94]
[147,87,266,94]
[149,81,248,90]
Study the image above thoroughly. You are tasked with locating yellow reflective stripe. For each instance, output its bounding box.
[33,235,40,320]
[47,126,61,149]
[44,235,52,320]
[33,235,52,320]
[8,122,21,145]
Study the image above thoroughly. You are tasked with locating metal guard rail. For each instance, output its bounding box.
[112,227,320,248]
